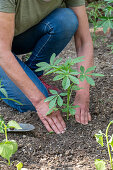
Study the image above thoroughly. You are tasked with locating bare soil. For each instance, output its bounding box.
[0,35,113,170]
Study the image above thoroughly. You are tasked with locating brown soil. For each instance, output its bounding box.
[0,35,113,170]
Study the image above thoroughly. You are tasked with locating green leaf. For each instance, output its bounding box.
[36,62,49,67]
[109,134,113,151]
[62,108,68,113]
[49,98,57,109]
[3,98,23,105]
[44,95,56,102]
[62,77,70,90]
[95,159,106,170]
[35,66,47,72]
[80,66,85,73]
[85,66,96,73]
[86,76,95,86]
[72,105,80,109]
[53,75,64,81]
[54,58,62,65]
[71,56,84,64]
[44,69,56,75]
[87,73,104,77]
[72,85,83,91]
[0,140,18,164]
[69,75,79,84]
[7,121,22,130]
[79,75,85,82]
[50,53,56,65]
[70,70,80,75]
[57,96,63,107]
[16,162,23,170]
[49,89,58,95]
[95,130,104,147]
[46,107,58,116]
[69,108,76,116]
[0,88,8,98]
[60,93,67,96]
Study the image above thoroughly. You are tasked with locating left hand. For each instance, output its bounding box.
[73,92,91,125]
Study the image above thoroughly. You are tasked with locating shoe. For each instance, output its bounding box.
[38,75,61,94]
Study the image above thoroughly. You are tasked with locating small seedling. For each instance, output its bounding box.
[95,120,113,170]
[0,116,22,165]
[97,0,113,34]
[36,54,104,120]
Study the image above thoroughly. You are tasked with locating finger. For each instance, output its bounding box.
[41,118,53,132]
[88,112,91,121]
[57,112,66,130]
[46,117,61,134]
[75,108,81,123]
[52,115,65,133]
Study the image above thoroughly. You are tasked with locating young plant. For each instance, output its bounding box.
[36,54,104,120]
[97,0,113,33]
[0,116,22,165]
[95,121,113,170]
[86,1,105,44]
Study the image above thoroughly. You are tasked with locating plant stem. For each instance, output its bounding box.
[106,121,113,170]
[67,87,71,120]
[4,125,8,142]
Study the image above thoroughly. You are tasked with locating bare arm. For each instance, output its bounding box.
[70,6,93,125]
[0,12,66,133]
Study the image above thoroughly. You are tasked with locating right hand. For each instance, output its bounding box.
[36,99,66,134]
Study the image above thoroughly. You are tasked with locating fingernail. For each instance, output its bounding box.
[61,131,65,134]
[57,132,61,134]
[64,128,66,131]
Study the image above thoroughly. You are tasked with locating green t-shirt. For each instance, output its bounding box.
[0,0,85,36]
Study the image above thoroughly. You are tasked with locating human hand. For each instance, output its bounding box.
[73,92,91,125]
[36,99,66,134]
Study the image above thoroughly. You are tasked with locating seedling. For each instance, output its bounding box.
[36,54,104,120]
[95,120,113,170]
[0,116,22,165]
[97,0,113,33]
[86,1,104,44]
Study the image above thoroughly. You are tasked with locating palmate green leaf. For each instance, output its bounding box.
[95,130,104,147]
[85,66,96,73]
[54,58,62,66]
[109,134,113,151]
[0,140,18,163]
[50,53,56,65]
[7,120,22,130]
[44,95,56,102]
[16,162,23,170]
[49,98,57,109]
[95,159,106,170]
[70,70,80,75]
[57,96,63,107]
[71,105,80,109]
[69,108,76,116]
[72,85,83,91]
[87,73,104,77]
[49,89,58,95]
[0,88,8,98]
[62,108,68,113]
[79,75,85,82]
[46,107,58,116]
[45,69,56,75]
[53,75,64,81]
[86,76,95,86]
[35,66,48,72]
[36,62,49,67]
[80,66,85,73]
[71,56,84,65]
[62,76,70,90]
[60,93,67,96]
[69,75,79,84]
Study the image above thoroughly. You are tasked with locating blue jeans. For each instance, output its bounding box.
[0,8,78,112]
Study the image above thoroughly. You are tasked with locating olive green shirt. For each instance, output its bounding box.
[0,0,85,36]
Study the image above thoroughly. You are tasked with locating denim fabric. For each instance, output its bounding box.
[0,8,78,112]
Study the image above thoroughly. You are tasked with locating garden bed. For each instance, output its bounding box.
[0,35,113,170]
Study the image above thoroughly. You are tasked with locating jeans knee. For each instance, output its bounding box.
[46,8,79,37]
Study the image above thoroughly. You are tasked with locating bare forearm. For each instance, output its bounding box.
[0,51,45,107]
